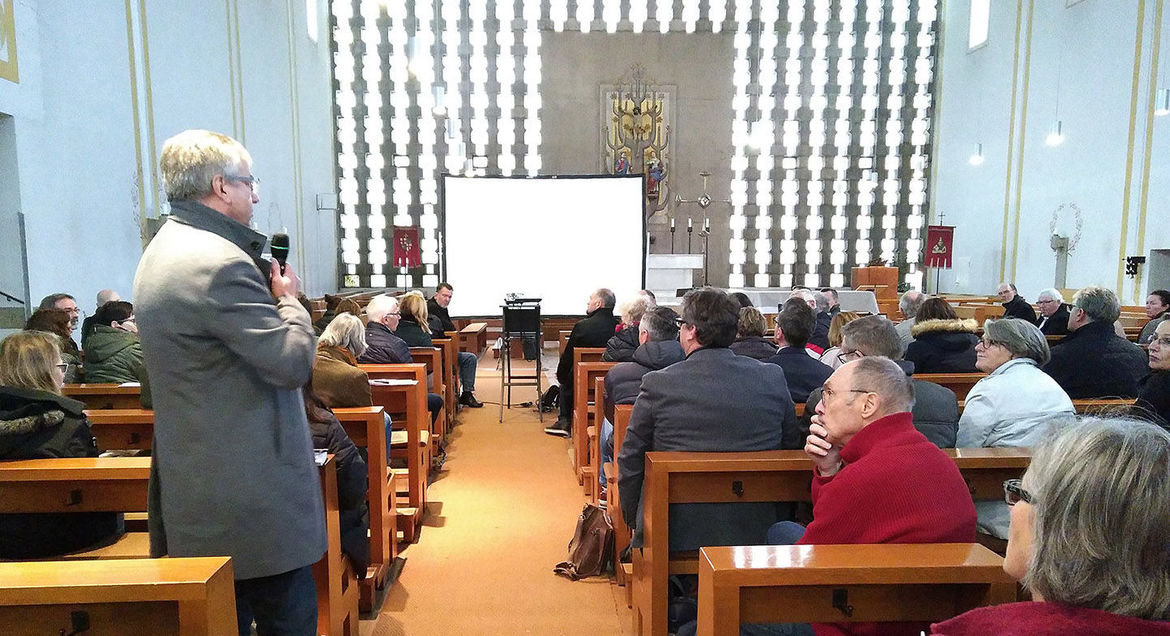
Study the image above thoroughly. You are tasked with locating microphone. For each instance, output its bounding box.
[271,233,290,274]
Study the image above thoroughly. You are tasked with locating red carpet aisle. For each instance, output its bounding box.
[365,353,633,635]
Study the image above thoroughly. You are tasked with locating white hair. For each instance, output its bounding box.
[365,294,399,324]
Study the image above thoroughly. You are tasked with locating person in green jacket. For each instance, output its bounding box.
[82,301,145,384]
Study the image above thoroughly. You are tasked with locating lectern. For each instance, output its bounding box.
[499,298,543,422]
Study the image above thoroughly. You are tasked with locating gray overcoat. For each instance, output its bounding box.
[133,200,325,580]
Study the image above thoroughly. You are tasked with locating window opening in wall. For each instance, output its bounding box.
[968,0,990,51]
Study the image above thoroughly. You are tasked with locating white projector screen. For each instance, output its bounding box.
[443,175,645,316]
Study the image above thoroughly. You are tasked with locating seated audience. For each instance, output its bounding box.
[931,418,1170,635]
[546,288,620,437]
[37,293,81,351]
[905,297,979,373]
[313,294,361,335]
[1044,285,1148,398]
[819,288,840,316]
[747,357,975,636]
[818,311,861,370]
[808,291,833,350]
[959,318,1075,540]
[357,294,445,426]
[0,331,123,558]
[427,283,483,408]
[1138,289,1170,345]
[1034,287,1071,336]
[313,313,372,408]
[603,293,655,363]
[24,308,82,383]
[395,291,434,348]
[1136,319,1170,429]
[730,306,778,360]
[894,289,926,346]
[802,316,959,448]
[996,282,1037,322]
[81,300,144,384]
[765,301,833,403]
[598,307,684,490]
[80,289,120,343]
[303,379,370,580]
[618,288,798,550]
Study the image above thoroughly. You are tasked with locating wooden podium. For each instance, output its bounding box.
[851,266,899,316]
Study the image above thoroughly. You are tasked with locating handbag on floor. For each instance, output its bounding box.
[553,503,613,580]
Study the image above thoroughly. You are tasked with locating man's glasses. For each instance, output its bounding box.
[836,349,863,365]
[673,317,688,327]
[226,174,261,192]
[55,363,69,373]
[1003,479,1034,505]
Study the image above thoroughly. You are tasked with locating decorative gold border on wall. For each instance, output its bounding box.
[125,0,147,237]
[1117,0,1148,294]
[138,0,158,215]
[1000,0,1029,282]
[1007,0,1036,284]
[1134,0,1163,303]
[226,0,245,142]
[0,0,17,83]
[285,0,306,289]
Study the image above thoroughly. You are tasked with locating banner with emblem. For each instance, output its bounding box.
[924,225,954,268]
[392,227,421,268]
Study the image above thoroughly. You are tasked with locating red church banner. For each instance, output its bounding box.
[392,227,421,268]
[924,225,954,268]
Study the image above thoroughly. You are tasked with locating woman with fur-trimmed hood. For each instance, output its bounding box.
[904,298,980,374]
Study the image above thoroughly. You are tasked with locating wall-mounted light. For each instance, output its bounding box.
[1045,120,1064,146]
[968,142,984,165]
[1156,88,1170,117]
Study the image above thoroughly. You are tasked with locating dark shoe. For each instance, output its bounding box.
[459,392,484,408]
[543,417,571,437]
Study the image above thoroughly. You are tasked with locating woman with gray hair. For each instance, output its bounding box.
[931,417,1170,634]
[958,317,1075,541]
[313,313,372,408]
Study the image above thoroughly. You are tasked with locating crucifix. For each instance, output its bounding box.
[674,171,731,286]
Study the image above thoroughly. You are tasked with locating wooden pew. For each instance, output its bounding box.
[314,454,360,636]
[0,556,237,635]
[574,359,616,496]
[915,373,987,401]
[696,543,1015,635]
[358,364,429,543]
[956,397,1136,415]
[409,347,447,446]
[591,377,607,506]
[63,383,142,410]
[631,448,1031,636]
[432,337,460,433]
[569,348,607,486]
[86,408,154,450]
[459,322,488,355]
[606,404,635,593]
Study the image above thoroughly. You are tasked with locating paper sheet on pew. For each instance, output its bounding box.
[368,378,418,386]
[119,382,142,387]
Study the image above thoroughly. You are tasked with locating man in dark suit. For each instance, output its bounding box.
[996,282,1037,323]
[618,288,798,550]
[544,288,620,436]
[765,300,833,403]
[1044,285,1148,398]
[1035,287,1071,337]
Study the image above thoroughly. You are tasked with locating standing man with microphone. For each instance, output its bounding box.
[134,129,324,634]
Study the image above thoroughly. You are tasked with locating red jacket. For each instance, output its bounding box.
[799,411,977,636]
[932,602,1170,635]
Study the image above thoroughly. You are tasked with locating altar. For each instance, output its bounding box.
[729,288,881,315]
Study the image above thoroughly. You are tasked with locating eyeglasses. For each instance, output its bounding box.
[977,337,1002,349]
[673,317,689,328]
[55,362,68,373]
[1003,479,1034,505]
[1036,299,1058,305]
[821,384,875,403]
[836,349,864,364]
[225,174,261,192]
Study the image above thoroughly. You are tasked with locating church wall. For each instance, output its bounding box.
[933,0,1168,304]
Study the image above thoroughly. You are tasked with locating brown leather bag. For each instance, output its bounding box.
[553,503,614,580]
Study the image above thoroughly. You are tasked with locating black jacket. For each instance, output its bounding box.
[905,318,980,374]
[602,325,640,363]
[395,316,433,348]
[0,386,123,559]
[730,336,778,361]
[309,409,370,578]
[556,307,620,385]
[358,322,411,364]
[801,360,959,448]
[809,311,832,350]
[1045,320,1149,398]
[1136,371,1170,431]
[427,298,456,337]
[603,340,685,422]
[764,347,833,403]
[1002,296,1037,323]
[1036,304,1071,336]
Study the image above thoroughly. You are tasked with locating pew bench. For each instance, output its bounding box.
[458,322,488,355]
[432,337,460,433]
[63,383,143,410]
[314,454,360,636]
[409,346,448,446]
[0,556,237,635]
[696,543,1016,635]
[574,359,616,496]
[915,373,987,401]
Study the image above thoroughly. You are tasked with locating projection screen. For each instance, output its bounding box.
[442,175,645,316]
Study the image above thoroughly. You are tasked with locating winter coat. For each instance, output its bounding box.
[556,307,620,386]
[0,385,123,558]
[313,344,372,408]
[1135,370,1170,430]
[427,298,456,337]
[82,325,145,384]
[905,318,980,373]
[730,336,778,361]
[308,407,370,579]
[358,322,411,364]
[603,339,685,422]
[602,324,640,362]
[1044,320,1149,398]
[394,316,433,348]
[764,346,833,403]
[1002,295,1037,322]
[1036,303,1071,336]
[932,601,1170,636]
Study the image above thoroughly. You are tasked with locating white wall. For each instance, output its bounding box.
[0,0,337,323]
[932,0,1169,304]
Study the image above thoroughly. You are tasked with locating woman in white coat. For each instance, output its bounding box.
[958,317,1075,541]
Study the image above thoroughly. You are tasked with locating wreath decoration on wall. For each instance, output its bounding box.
[1049,202,1084,253]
